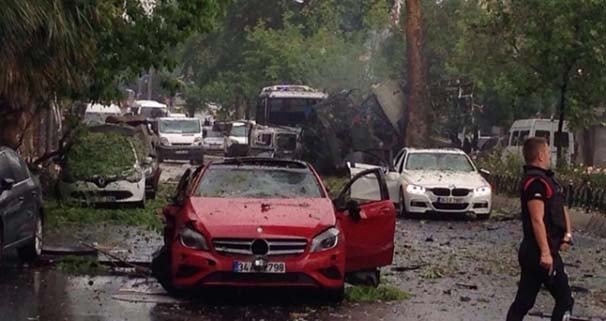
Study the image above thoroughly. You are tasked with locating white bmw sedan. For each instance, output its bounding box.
[348,148,492,219]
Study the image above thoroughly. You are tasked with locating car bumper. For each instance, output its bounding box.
[403,190,492,214]
[58,177,146,204]
[170,243,346,290]
[158,145,204,161]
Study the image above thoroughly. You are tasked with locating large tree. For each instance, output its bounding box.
[403,0,430,147]
[0,0,226,149]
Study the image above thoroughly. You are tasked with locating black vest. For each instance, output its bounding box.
[520,166,567,254]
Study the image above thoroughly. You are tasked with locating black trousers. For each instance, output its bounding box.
[506,247,574,321]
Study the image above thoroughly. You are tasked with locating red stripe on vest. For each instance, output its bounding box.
[523,177,553,199]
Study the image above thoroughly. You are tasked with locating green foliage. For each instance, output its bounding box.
[46,183,175,231]
[0,0,227,108]
[179,0,400,116]
[450,0,606,130]
[56,256,108,275]
[65,131,137,180]
[322,176,349,199]
[345,285,411,302]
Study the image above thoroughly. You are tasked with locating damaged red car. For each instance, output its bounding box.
[152,158,396,301]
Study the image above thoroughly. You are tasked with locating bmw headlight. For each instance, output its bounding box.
[474,186,492,196]
[160,137,170,146]
[179,225,209,250]
[406,184,426,195]
[310,227,340,252]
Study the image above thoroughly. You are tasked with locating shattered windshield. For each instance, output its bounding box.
[230,125,248,137]
[405,153,475,172]
[159,119,201,134]
[267,98,320,126]
[195,166,323,198]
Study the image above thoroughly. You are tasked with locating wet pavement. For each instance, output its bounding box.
[1,215,605,321]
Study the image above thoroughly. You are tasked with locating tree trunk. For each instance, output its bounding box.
[556,79,568,167]
[403,0,430,147]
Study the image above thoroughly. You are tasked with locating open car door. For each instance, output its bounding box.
[334,168,396,286]
[347,161,401,203]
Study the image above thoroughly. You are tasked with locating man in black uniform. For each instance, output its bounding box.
[506,137,574,321]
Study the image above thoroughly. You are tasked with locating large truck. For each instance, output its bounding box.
[244,82,403,174]
[247,85,327,158]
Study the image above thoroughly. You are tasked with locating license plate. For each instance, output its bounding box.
[175,150,188,154]
[92,196,115,203]
[232,261,286,273]
[437,197,464,204]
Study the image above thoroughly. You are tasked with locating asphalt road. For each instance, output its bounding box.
[1,215,605,321]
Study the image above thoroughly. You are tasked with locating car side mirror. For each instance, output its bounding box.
[0,178,15,192]
[479,169,491,177]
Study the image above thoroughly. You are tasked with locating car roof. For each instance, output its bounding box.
[405,148,467,155]
[134,100,167,108]
[211,157,310,169]
[158,117,198,121]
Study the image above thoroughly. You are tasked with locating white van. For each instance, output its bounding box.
[156,117,204,163]
[504,118,574,165]
[133,100,168,119]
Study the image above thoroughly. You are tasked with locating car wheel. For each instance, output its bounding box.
[476,213,490,220]
[398,190,410,218]
[17,213,43,262]
[136,196,146,209]
[151,247,188,298]
[324,285,345,303]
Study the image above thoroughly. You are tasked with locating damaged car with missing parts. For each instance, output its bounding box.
[152,158,396,301]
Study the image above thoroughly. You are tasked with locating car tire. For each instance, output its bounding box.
[324,285,345,303]
[476,213,490,220]
[151,247,188,298]
[136,196,146,209]
[398,190,410,218]
[17,213,43,262]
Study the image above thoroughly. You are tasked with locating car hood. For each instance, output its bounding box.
[404,171,488,189]
[161,133,201,144]
[188,197,336,239]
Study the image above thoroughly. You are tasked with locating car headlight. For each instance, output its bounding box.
[475,186,492,196]
[160,137,170,146]
[230,138,240,145]
[310,227,340,252]
[179,225,209,250]
[406,184,426,195]
[194,137,202,145]
[124,168,143,182]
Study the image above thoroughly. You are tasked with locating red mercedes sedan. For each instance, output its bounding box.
[152,158,396,301]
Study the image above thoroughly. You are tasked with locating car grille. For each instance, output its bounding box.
[429,188,450,196]
[452,188,472,196]
[432,203,469,210]
[429,188,472,197]
[212,238,308,256]
[202,272,316,285]
[71,190,133,200]
[172,143,192,146]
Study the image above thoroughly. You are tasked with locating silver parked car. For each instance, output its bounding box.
[348,148,492,219]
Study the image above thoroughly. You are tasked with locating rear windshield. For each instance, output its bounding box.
[406,153,475,172]
[195,166,323,198]
[159,119,201,134]
[140,107,167,118]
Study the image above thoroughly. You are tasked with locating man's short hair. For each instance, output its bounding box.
[523,137,548,163]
